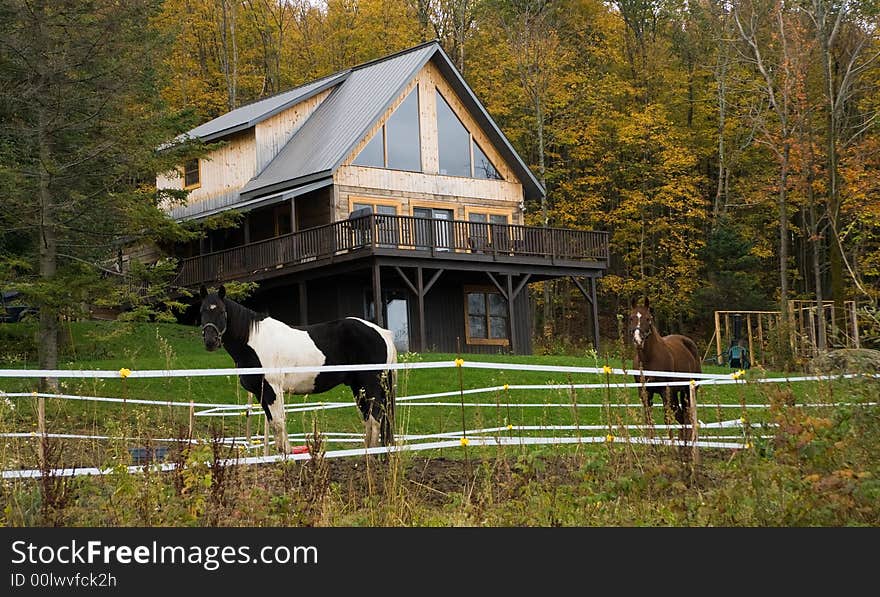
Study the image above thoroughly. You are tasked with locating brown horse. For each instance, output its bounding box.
[628,297,701,425]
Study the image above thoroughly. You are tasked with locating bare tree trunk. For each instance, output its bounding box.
[713,7,732,222]
[38,107,59,392]
[420,0,433,41]
[819,7,844,339]
[221,0,239,109]
[802,113,827,351]
[536,94,551,330]
[808,194,827,351]
[456,0,466,72]
[734,3,795,330]
[808,0,880,333]
[778,142,790,326]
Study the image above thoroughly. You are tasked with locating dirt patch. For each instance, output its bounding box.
[240,452,588,509]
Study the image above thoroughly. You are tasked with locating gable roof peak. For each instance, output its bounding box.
[199,39,543,205]
[349,39,442,73]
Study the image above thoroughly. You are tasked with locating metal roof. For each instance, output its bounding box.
[182,72,348,143]
[178,40,545,206]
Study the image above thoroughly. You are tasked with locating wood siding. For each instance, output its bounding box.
[157,90,330,220]
[157,130,256,214]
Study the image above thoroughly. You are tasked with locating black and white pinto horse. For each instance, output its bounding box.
[199,285,397,454]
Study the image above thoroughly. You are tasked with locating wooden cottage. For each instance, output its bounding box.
[157,41,608,354]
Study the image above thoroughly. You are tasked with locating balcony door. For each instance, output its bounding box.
[413,207,453,252]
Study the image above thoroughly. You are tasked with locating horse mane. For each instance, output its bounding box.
[221,296,267,342]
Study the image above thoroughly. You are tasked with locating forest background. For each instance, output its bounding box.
[2,0,879,374]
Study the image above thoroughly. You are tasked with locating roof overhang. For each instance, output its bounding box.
[238,171,333,203]
[174,177,333,222]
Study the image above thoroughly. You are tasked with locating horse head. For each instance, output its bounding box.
[628,297,656,349]
[199,284,227,352]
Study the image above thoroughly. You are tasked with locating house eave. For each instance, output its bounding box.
[238,171,334,202]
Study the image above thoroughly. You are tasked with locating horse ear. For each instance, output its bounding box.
[200,285,207,299]
[643,297,650,310]
[218,285,226,299]
[630,296,637,309]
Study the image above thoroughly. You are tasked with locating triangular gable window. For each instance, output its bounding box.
[352,89,422,172]
[436,90,470,176]
[353,130,384,168]
[437,89,503,180]
[473,141,501,180]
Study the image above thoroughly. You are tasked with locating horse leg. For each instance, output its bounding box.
[636,378,654,430]
[675,388,688,425]
[352,372,394,450]
[378,369,395,447]
[661,386,675,439]
[352,384,380,449]
[364,400,381,451]
[242,374,287,453]
[262,380,290,455]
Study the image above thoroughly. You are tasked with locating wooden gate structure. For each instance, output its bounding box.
[712,301,862,366]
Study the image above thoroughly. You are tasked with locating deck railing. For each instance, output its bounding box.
[176,214,609,287]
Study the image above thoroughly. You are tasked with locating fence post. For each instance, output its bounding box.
[188,400,194,440]
[746,315,755,367]
[851,302,861,349]
[264,417,270,457]
[37,392,46,470]
[689,382,700,465]
[245,393,252,447]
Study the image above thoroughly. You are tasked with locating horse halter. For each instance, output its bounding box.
[201,317,227,344]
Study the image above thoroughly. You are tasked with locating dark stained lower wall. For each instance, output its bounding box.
[422,282,532,355]
[241,270,535,355]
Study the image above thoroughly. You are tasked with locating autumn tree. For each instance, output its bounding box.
[0,0,195,387]
[804,0,880,335]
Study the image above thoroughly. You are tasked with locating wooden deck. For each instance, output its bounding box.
[174,214,609,287]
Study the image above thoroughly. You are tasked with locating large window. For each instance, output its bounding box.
[465,287,509,346]
[436,91,471,176]
[436,90,503,180]
[386,90,421,171]
[353,89,422,172]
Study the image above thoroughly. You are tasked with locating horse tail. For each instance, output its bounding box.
[381,332,398,447]
[678,336,700,369]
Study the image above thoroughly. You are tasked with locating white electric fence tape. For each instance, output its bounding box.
[2,435,759,480]
[1,359,874,480]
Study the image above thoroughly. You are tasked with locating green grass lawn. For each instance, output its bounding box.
[1,320,843,468]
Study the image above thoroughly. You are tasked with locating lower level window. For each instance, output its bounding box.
[465,287,509,345]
